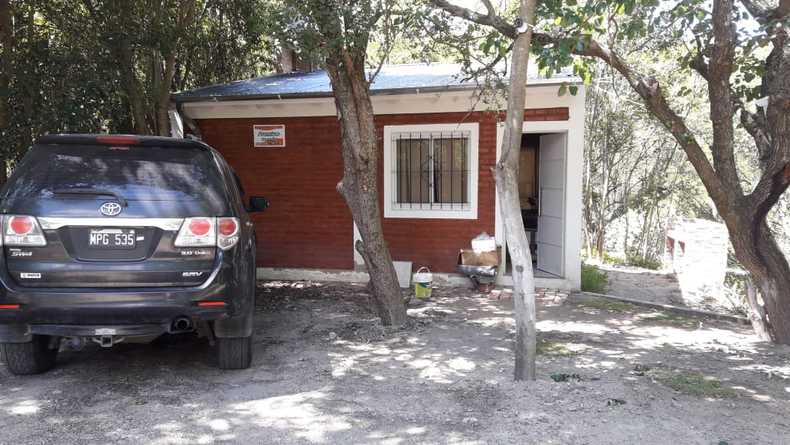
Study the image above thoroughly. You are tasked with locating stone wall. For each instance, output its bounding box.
[666,218,729,305]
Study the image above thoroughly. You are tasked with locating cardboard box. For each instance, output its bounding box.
[458,247,500,267]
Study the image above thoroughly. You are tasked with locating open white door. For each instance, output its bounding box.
[537,133,566,276]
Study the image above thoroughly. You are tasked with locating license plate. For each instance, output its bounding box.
[88,228,136,249]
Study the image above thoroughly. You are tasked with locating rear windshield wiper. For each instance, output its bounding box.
[52,188,128,207]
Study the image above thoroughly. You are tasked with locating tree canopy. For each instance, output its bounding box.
[0,0,275,166]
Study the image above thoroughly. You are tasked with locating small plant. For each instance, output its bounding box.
[602,252,627,266]
[550,372,582,382]
[581,263,608,293]
[578,297,637,313]
[537,340,577,356]
[625,253,663,270]
[649,369,737,398]
[640,310,697,327]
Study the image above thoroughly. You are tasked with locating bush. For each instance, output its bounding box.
[625,253,663,270]
[593,251,662,270]
[581,264,608,293]
[601,252,627,266]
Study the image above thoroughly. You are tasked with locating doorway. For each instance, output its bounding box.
[504,131,567,278]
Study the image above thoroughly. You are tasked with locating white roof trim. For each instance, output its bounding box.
[181,85,585,120]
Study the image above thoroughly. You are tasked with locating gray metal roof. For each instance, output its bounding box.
[173,63,577,103]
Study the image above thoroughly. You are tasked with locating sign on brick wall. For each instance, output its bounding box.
[253,125,286,147]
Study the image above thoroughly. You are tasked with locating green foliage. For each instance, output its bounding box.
[269,0,423,77]
[722,270,751,316]
[550,372,582,382]
[624,253,662,270]
[582,54,708,265]
[596,251,661,270]
[1,2,122,159]
[0,0,275,161]
[640,311,696,327]
[578,297,637,313]
[649,369,737,398]
[537,340,577,357]
[176,1,278,89]
[580,265,607,293]
[602,252,627,266]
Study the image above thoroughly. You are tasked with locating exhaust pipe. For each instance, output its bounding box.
[65,336,86,351]
[170,316,193,333]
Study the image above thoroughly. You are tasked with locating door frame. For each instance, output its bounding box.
[494,120,572,280]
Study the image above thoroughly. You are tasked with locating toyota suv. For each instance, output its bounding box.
[0,134,267,374]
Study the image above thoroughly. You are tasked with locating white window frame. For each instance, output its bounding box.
[383,123,479,219]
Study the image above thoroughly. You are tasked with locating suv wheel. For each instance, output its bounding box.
[217,336,252,370]
[2,335,59,375]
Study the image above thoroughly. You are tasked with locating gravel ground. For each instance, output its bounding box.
[1,281,789,444]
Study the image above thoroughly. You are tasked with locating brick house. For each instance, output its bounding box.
[172,64,584,290]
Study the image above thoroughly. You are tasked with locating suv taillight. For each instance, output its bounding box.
[217,217,239,250]
[174,217,240,250]
[175,217,216,247]
[3,215,47,246]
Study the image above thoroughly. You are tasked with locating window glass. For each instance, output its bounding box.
[393,132,470,208]
[396,138,430,204]
[7,144,228,213]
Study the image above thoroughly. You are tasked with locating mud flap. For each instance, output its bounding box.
[215,255,256,338]
[213,309,253,338]
[0,324,32,343]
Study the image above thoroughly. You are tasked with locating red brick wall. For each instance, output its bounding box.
[196,107,568,273]
[523,107,569,121]
[198,116,353,270]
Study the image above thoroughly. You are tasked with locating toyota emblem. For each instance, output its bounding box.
[99,202,122,217]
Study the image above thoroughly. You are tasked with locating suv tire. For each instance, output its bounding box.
[2,335,59,375]
[217,336,252,370]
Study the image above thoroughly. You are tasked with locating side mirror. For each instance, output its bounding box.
[248,196,270,212]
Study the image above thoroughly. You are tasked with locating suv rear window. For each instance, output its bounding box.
[5,144,228,212]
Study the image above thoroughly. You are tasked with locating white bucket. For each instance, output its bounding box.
[413,267,433,299]
[393,261,413,288]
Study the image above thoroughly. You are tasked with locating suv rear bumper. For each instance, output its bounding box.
[0,251,252,342]
[0,287,232,343]
[0,321,206,340]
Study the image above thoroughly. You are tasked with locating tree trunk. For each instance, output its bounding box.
[729,217,790,343]
[745,277,771,341]
[324,55,407,327]
[498,0,538,381]
[117,39,150,135]
[596,121,610,259]
[582,141,594,258]
[156,0,197,137]
[278,44,295,73]
[0,0,12,185]
[156,52,177,136]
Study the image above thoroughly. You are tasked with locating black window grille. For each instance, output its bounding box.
[393,131,469,209]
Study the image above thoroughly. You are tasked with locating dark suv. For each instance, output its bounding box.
[0,134,266,375]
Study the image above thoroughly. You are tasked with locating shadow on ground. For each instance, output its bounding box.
[1,281,788,444]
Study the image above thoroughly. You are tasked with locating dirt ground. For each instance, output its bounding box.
[2,281,789,445]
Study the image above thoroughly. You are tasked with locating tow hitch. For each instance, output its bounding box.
[91,335,125,348]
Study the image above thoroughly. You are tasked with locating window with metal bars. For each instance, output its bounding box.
[392,131,470,209]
